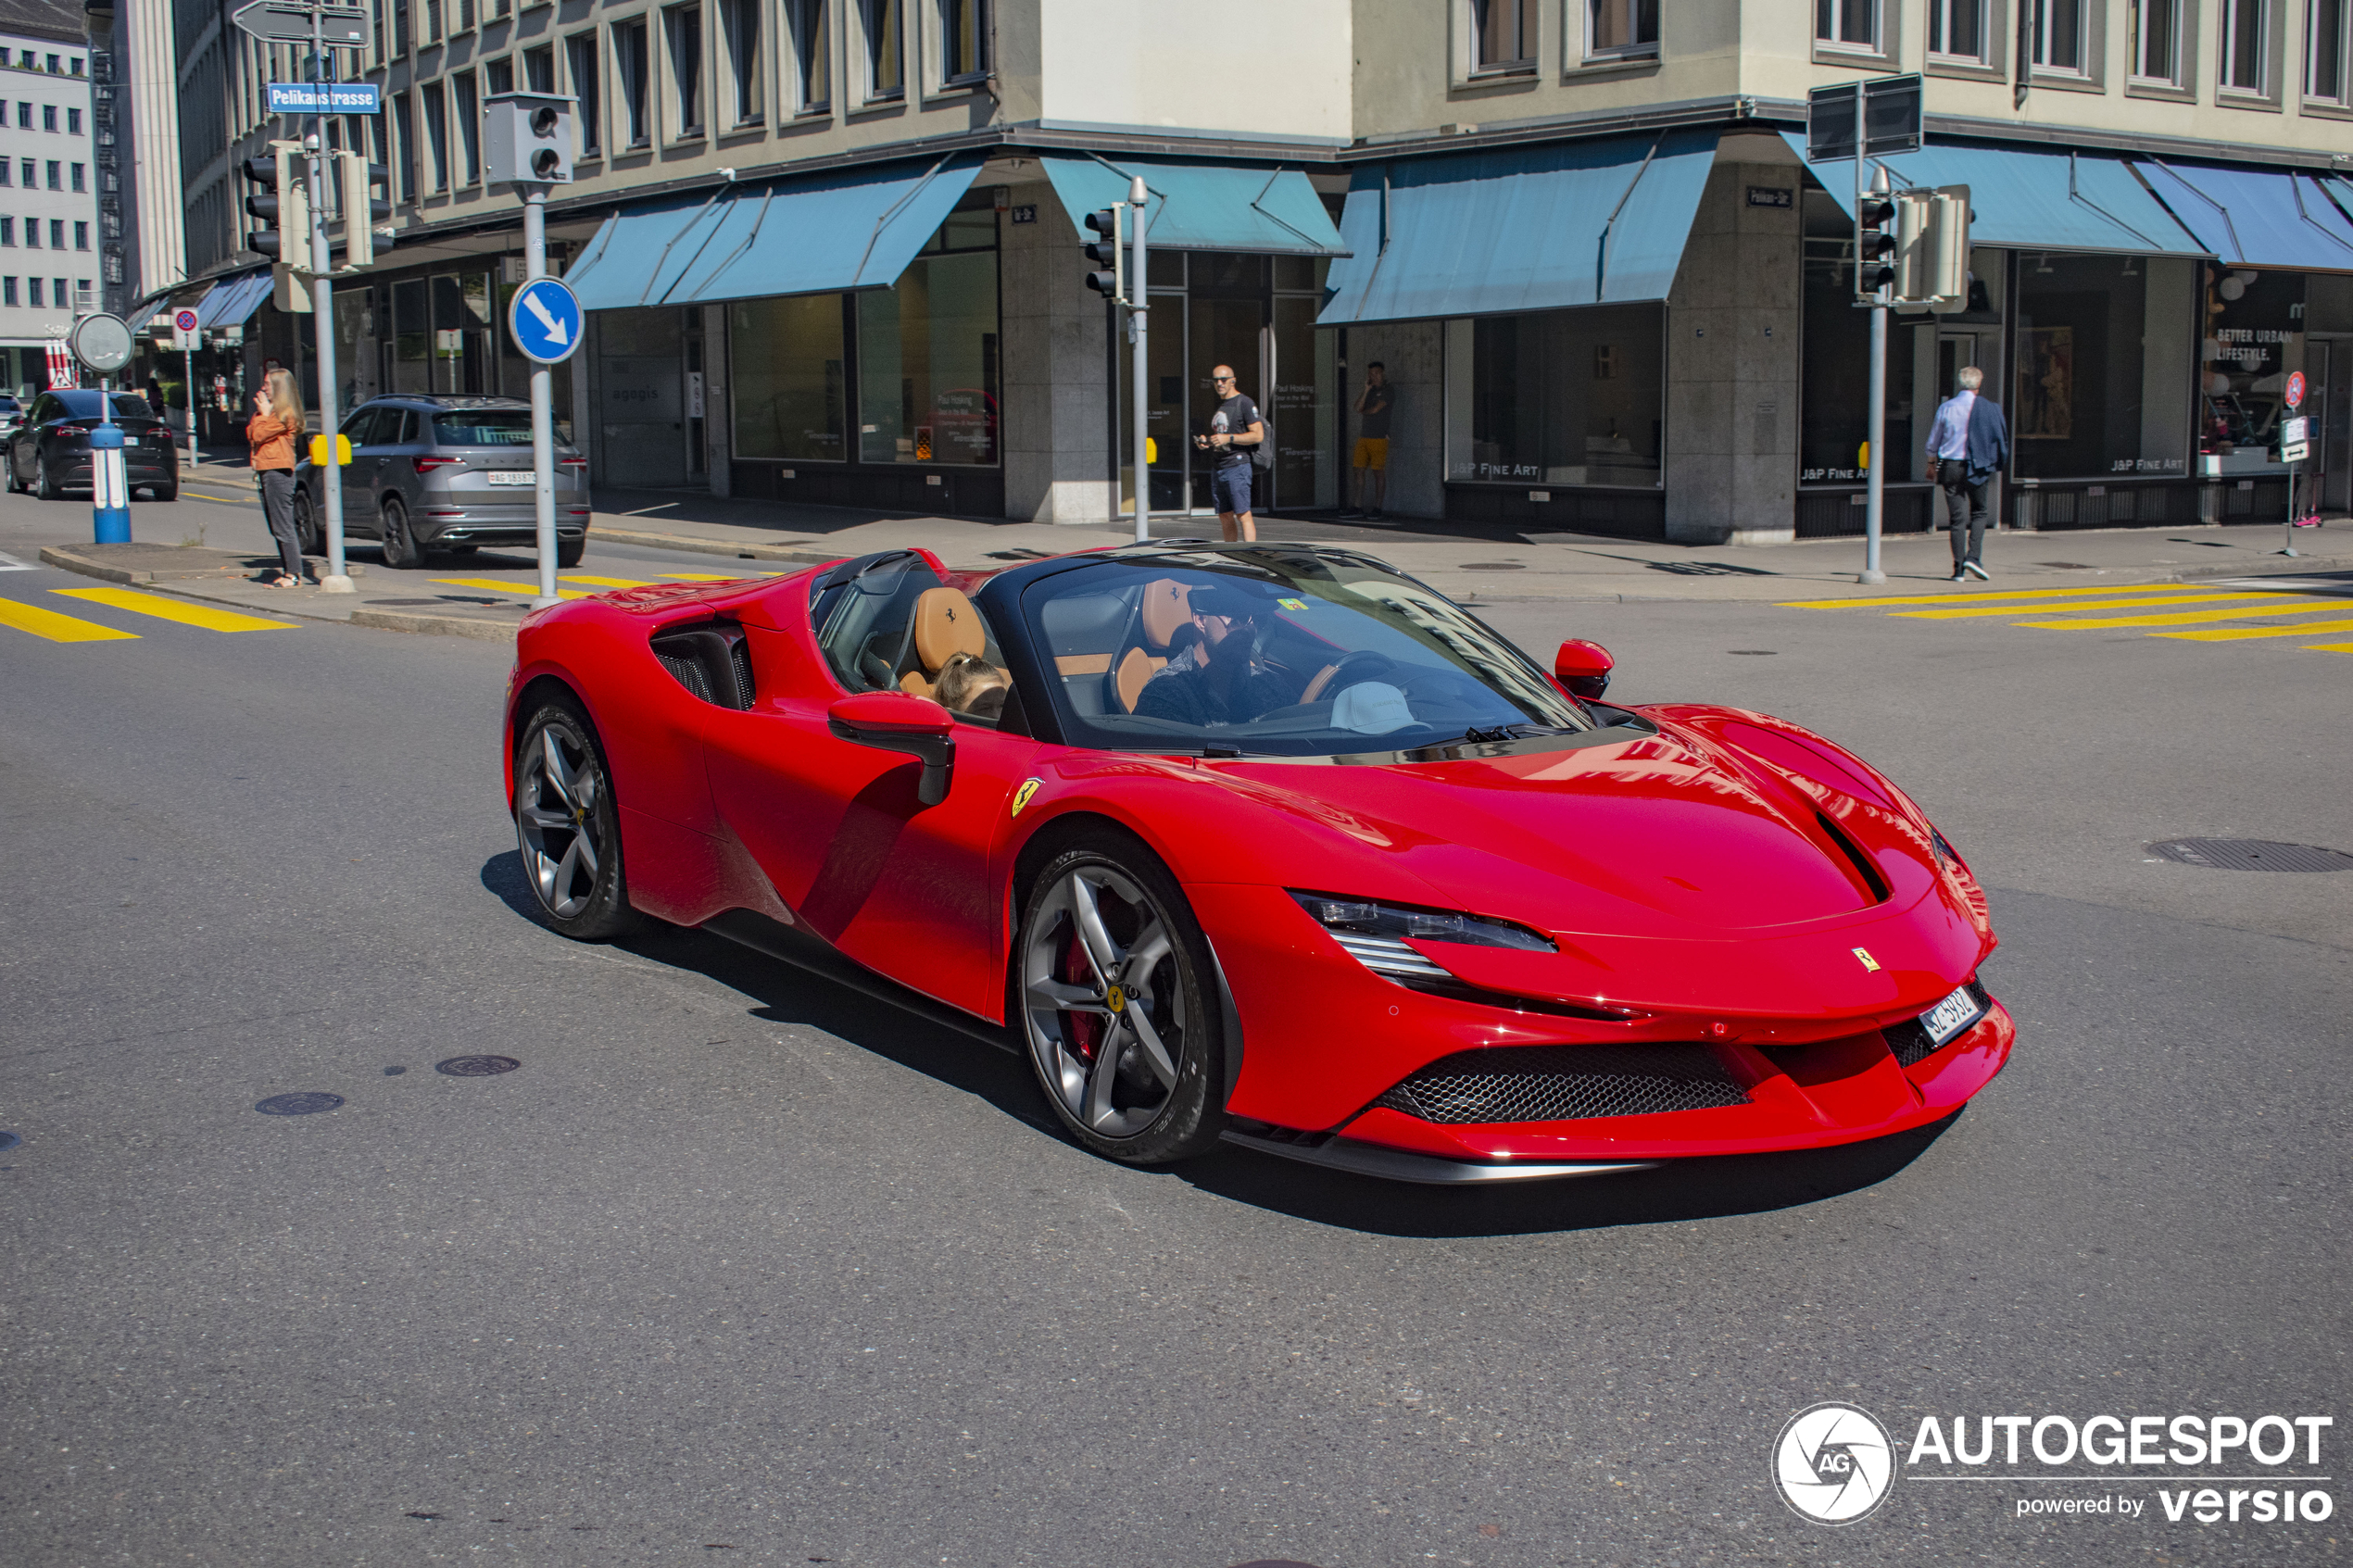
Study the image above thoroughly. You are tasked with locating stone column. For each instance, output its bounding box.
[999,182,1113,522]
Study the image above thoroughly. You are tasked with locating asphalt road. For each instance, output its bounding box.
[3,490,2347,1568]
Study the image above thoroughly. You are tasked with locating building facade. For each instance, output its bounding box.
[182,0,2353,536]
[0,0,99,395]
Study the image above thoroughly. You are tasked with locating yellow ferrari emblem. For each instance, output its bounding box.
[1104,984,1126,1013]
[1011,778,1042,818]
[1853,947,1881,972]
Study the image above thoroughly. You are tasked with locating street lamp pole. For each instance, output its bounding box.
[306,7,352,593]
[522,182,557,606]
[1129,175,1149,544]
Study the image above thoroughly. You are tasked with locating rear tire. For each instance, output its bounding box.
[293,491,321,553]
[1014,834,1226,1166]
[513,697,642,941]
[556,537,585,569]
[149,483,178,502]
[35,459,58,500]
[380,496,427,569]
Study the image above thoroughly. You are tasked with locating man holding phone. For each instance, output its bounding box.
[1196,365,1264,543]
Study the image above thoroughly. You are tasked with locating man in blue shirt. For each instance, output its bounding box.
[1924,366,2011,582]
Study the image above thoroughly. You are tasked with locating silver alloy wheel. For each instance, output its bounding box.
[1020,863,1187,1139]
[515,723,606,920]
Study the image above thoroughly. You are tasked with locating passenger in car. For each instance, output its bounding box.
[1133,584,1305,729]
[932,650,1010,717]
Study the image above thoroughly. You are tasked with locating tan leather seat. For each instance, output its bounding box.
[1114,579,1194,712]
[897,586,992,698]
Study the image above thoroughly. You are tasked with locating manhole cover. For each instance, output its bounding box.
[2147,838,2353,872]
[435,1055,522,1076]
[255,1092,344,1115]
[2036,561,2095,570]
[1460,561,1526,571]
[1728,649,1779,656]
[0,1131,19,1150]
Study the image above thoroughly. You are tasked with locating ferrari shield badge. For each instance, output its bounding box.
[1852,947,1881,972]
[1010,778,1043,818]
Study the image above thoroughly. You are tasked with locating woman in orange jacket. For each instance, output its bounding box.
[247,368,306,587]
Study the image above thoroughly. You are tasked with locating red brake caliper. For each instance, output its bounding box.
[1061,926,1101,1061]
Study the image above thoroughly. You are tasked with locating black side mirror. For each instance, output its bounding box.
[827,692,956,806]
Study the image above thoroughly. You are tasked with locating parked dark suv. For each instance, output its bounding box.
[4,389,180,500]
[293,395,591,568]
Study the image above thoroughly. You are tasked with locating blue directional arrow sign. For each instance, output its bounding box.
[508,277,584,364]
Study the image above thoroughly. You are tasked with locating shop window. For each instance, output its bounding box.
[1929,0,1986,60]
[1441,306,1664,487]
[863,0,904,99]
[731,293,849,461]
[564,34,600,157]
[2032,0,2087,70]
[2221,0,2268,90]
[723,0,761,123]
[2309,0,2349,99]
[2013,252,2195,481]
[857,238,1000,466]
[1471,0,1537,72]
[1800,195,1915,482]
[2131,0,2185,82]
[2198,266,2303,465]
[788,0,831,111]
[1587,0,1658,59]
[1816,0,1881,52]
[940,0,988,84]
[613,18,651,147]
[666,5,704,138]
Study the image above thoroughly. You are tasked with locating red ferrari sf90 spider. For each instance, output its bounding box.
[504,543,2010,1183]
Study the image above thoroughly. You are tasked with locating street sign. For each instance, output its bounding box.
[265,82,383,113]
[69,313,135,375]
[2282,416,2309,445]
[2284,370,2306,409]
[1806,76,1924,163]
[2280,441,2309,463]
[507,278,583,364]
[172,307,199,334]
[231,0,369,45]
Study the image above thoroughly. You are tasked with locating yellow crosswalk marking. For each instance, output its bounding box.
[2309,643,2353,653]
[2157,616,2353,643]
[559,574,655,587]
[1779,583,2207,609]
[51,586,297,632]
[431,577,592,599]
[1893,591,2315,622]
[2016,600,2341,630]
[0,595,139,642]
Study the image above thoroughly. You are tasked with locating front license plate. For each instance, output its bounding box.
[486,470,534,485]
[1919,984,1984,1047]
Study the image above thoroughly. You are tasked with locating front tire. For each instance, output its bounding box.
[1015,835,1226,1165]
[513,698,641,941]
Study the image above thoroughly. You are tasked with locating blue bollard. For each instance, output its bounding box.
[89,423,131,544]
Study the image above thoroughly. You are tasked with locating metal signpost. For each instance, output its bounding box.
[485,92,579,605]
[174,307,200,470]
[2279,371,2308,557]
[68,313,135,544]
[1128,177,1150,543]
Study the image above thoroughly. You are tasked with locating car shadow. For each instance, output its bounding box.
[480,850,1962,1238]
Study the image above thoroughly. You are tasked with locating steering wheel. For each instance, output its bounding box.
[1305,649,1398,703]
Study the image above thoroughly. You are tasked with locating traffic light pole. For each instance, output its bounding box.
[523,183,557,606]
[1128,176,1149,544]
[1856,117,1888,586]
[306,9,352,593]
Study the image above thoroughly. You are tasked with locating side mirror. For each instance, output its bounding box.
[827,692,956,805]
[1554,638,1615,701]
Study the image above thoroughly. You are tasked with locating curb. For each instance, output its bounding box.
[41,546,519,641]
[586,524,852,567]
[349,606,520,642]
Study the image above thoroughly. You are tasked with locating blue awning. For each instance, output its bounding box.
[1783,133,2205,256]
[2133,161,2353,272]
[564,153,986,310]
[195,272,273,327]
[1316,130,1718,325]
[1038,156,1347,256]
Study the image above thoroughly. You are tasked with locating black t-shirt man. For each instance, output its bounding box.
[1207,391,1261,468]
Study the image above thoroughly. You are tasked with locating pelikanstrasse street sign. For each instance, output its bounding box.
[265,82,382,113]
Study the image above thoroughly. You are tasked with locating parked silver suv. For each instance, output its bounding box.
[292,395,591,569]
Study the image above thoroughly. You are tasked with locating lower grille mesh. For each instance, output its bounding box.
[1374,1044,1751,1125]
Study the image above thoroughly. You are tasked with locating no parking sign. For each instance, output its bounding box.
[173,307,198,351]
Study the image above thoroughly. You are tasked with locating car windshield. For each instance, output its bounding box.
[433,410,535,445]
[56,392,153,420]
[1019,549,1591,758]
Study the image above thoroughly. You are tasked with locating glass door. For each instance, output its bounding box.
[1185,295,1268,514]
[2311,337,2347,516]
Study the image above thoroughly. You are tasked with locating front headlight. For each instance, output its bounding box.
[1290,890,1554,978]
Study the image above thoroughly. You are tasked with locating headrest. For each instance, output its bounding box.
[912,586,988,673]
[1138,578,1193,650]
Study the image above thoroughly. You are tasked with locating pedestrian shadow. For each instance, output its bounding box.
[477,850,1960,1237]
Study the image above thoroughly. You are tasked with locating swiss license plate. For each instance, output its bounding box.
[486,470,534,485]
[1919,984,1984,1047]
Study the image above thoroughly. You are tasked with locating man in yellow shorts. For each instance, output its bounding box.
[1343,361,1391,520]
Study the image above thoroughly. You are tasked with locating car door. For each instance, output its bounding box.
[336,408,384,530]
[19,394,53,478]
[373,408,422,520]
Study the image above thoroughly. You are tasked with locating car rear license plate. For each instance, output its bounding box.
[486,470,534,485]
[1919,984,1984,1047]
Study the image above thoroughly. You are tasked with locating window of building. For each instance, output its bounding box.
[613,18,650,146]
[74,279,90,307]
[2014,252,2195,479]
[67,107,80,132]
[0,161,9,188]
[862,0,903,98]
[2131,0,2184,81]
[73,220,86,249]
[564,33,601,156]
[788,0,831,110]
[525,43,554,92]
[426,0,444,44]
[1816,0,1881,51]
[24,215,38,247]
[394,0,411,55]
[393,91,417,200]
[44,160,58,190]
[856,210,999,465]
[1587,0,1659,58]
[1472,0,1537,70]
[666,4,704,137]
[44,54,57,72]
[27,276,39,306]
[70,163,83,192]
[42,105,56,131]
[458,0,475,30]
[455,70,480,184]
[422,82,448,191]
[1930,0,1986,57]
[51,220,64,249]
[0,218,11,243]
[941,0,988,82]
[2032,0,2087,69]
[17,104,31,129]
[19,159,32,187]
[487,56,513,94]
[69,57,81,74]
[52,275,67,304]
[2221,0,2268,89]
[2309,0,2349,99]
[732,293,849,460]
[722,0,761,122]
[1441,306,1665,487]
[1,277,13,306]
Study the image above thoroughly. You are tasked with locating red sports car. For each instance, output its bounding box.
[504,543,2010,1182]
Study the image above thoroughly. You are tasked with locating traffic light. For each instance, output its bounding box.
[1916,185,1970,310]
[1083,207,1123,300]
[244,141,307,263]
[1856,192,1899,298]
[336,151,393,270]
[484,93,573,184]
